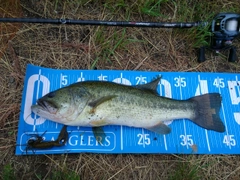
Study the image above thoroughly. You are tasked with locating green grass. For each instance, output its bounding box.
[48,169,80,180]
[169,1,216,48]
[140,0,169,17]
[168,157,217,180]
[169,161,201,180]
[103,0,129,14]
[90,0,238,63]
[92,26,142,68]
[50,0,235,50]
[34,168,79,180]
[2,164,15,180]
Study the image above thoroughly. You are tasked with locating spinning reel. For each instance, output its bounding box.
[198,13,240,62]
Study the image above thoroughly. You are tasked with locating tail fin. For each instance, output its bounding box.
[190,93,225,133]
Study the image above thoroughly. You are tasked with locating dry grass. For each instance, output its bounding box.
[1,0,240,179]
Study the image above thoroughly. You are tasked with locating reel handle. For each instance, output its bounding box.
[198,47,206,63]
[228,47,238,62]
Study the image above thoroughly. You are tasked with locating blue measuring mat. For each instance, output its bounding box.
[16,64,240,155]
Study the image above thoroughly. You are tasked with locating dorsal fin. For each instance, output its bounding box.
[134,75,161,94]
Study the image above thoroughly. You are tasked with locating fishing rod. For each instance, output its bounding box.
[0,12,239,62]
[0,17,205,28]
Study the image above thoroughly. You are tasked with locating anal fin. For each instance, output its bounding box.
[146,122,171,134]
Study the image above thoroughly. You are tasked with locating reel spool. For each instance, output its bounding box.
[198,13,240,63]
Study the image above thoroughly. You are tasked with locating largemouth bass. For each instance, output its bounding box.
[31,77,225,134]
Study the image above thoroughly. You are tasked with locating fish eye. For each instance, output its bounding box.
[47,92,55,98]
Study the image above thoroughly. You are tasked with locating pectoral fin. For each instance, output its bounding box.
[92,126,106,145]
[88,95,117,113]
[146,122,171,134]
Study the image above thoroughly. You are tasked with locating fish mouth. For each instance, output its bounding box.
[37,99,48,110]
[36,99,58,114]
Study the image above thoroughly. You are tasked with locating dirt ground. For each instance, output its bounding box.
[0,0,240,179]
